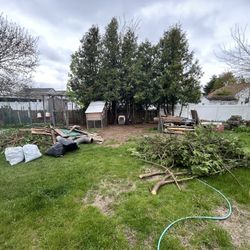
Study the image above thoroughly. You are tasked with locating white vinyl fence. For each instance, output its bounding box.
[175,104,250,121]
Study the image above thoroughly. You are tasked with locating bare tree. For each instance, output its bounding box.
[0,14,38,95]
[219,25,250,78]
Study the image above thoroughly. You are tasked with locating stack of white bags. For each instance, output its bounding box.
[5,144,42,166]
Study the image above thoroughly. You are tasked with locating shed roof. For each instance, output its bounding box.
[207,83,250,101]
[85,101,106,114]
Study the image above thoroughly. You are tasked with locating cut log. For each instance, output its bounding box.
[151,177,195,195]
[139,171,166,179]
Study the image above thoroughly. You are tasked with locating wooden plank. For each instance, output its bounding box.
[54,128,67,137]
[167,127,195,132]
[51,129,56,144]
[31,131,52,136]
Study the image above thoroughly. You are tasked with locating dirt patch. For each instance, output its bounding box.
[117,225,137,247]
[89,194,113,214]
[143,235,154,250]
[83,179,136,215]
[99,124,156,147]
[215,203,250,248]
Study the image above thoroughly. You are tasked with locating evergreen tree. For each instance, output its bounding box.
[100,17,120,123]
[157,24,202,115]
[134,40,159,121]
[67,25,102,107]
[120,28,138,122]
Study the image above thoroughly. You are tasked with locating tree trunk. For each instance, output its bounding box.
[132,101,135,124]
[126,100,130,124]
[179,104,183,117]
[114,102,118,125]
[171,102,175,116]
[144,105,148,123]
[112,101,117,125]
[163,103,167,115]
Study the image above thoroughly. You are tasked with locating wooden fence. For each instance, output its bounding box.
[0,107,156,127]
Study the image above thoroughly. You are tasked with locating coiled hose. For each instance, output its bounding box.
[157,179,232,250]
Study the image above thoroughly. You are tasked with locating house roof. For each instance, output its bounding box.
[16,88,67,98]
[207,83,250,101]
[29,88,56,96]
[0,88,68,100]
[85,101,106,114]
[55,90,67,96]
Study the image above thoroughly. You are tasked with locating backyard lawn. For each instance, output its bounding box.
[0,127,249,249]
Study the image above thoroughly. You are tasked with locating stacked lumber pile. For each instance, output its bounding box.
[156,115,195,134]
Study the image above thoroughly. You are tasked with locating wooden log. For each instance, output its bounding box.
[151,177,195,195]
[139,159,182,190]
[139,171,166,179]
[139,171,188,179]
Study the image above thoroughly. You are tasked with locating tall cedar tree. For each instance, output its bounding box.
[134,41,159,121]
[100,17,120,124]
[120,28,138,122]
[68,25,102,107]
[158,24,202,115]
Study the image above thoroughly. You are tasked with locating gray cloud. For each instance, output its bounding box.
[0,0,250,89]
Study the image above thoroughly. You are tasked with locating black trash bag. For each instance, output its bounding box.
[56,136,79,153]
[46,142,65,157]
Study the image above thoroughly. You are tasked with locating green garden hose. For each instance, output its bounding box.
[157,179,232,250]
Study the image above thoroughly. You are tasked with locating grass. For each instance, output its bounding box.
[0,130,249,249]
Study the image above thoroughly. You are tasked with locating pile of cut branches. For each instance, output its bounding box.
[0,128,52,153]
[131,127,249,194]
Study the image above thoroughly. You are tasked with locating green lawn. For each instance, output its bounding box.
[0,131,249,249]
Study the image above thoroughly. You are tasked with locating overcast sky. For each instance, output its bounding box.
[0,0,249,90]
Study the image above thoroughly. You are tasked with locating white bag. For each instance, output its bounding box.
[5,147,24,166]
[23,144,42,163]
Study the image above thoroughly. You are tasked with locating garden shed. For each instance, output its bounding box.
[85,101,107,129]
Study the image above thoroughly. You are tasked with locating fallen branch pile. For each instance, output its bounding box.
[131,127,249,194]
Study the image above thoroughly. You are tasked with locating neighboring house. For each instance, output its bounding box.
[175,83,250,121]
[0,88,79,112]
[205,83,250,105]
